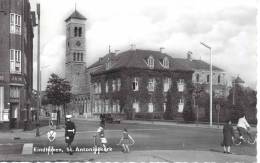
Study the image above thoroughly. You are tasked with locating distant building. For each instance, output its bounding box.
[0,0,36,128]
[89,49,194,120]
[185,51,228,98]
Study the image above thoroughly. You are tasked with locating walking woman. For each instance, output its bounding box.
[117,128,135,153]
[222,119,234,154]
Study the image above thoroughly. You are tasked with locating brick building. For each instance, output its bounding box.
[64,9,89,117]
[89,49,194,120]
[0,0,36,128]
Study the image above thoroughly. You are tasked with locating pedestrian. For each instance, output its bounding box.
[65,115,76,155]
[117,128,135,153]
[222,119,234,154]
[94,126,107,154]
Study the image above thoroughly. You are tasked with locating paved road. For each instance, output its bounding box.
[0,119,257,162]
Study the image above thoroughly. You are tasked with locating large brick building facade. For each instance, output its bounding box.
[0,0,36,128]
[89,49,194,120]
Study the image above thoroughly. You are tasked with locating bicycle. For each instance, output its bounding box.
[233,127,257,145]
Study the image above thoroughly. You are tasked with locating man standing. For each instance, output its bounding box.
[65,115,76,155]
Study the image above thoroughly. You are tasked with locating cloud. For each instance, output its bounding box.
[30,0,257,90]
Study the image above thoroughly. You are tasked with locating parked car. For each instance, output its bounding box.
[104,114,121,124]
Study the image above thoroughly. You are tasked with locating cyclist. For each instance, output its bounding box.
[237,114,253,141]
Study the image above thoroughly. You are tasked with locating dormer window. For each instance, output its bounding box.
[177,79,185,92]
[147,56,154,69]
[162,57,169,69]
[105,58,111,70]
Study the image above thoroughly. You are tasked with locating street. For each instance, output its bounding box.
[0,119,257,162]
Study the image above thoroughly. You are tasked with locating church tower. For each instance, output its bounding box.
[65,10,87,95]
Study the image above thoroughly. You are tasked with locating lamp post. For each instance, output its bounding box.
[200,42,212,127]
[36,3,40,137]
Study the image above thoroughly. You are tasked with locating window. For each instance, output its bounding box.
[218,75,221,84]
[163,77,171,92]
[163,103,166,112]
[112,80,116,92]
[207,75,210,83]
[133,101,139,113]
[117,79,121,91]
[81,53,83,61]
[147,56,154,69]
[177,79,184,92]
[77,53,80,61]
[105,81,109,93]
[73,53,76,61]
[105,58,111,70]
[105,100,109,113]
[162,57,169,68]
[196,74,200,83]
[178,98,184,113]
[148,103,154,113]
[74,27,78,37]
[10,49,21,73]
[147,78,155,92]
[132,78,138,91]
[93,82,101,94]
[10,87,20,98]
[79,27,82,37]
[10,13,21,35]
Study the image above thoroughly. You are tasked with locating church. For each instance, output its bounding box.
[64,10,229,121]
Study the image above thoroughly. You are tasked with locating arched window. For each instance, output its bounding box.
[218,75,221,84]
[81,53,83,61]
[196,74,200,82]
[73,52,76,61]
[147,56,154,69]
[77,53,80,61]
[74,27,78,37]
[79,27,82,37]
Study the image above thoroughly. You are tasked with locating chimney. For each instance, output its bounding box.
[160,47,165,53]
[115,50,120,55]
[187,51,192,61]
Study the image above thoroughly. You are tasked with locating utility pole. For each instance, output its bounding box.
[36,3,40,137]
[200,42,213,127]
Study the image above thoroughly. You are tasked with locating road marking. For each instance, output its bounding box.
[22,143,33,155]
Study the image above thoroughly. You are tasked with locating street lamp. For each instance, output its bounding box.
[36,3,41,137]
[200,42,213,127]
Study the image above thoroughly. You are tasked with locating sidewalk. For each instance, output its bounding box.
[0,150,256,162]
[0,125,65,141]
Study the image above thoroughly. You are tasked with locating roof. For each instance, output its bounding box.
[65,10,87,22]
[234,76,245,83]
[88,49,224,75]
[184,59,223,71]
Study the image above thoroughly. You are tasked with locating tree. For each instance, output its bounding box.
[45,73,72,118]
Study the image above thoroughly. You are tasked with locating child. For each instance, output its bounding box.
[117,128,135,153]
[94,126,107,154]
[47,126,56,155]
[222,119,234,154]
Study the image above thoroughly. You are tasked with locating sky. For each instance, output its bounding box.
[29,0,257,90]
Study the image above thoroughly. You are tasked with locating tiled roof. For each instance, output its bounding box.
[88,49,224,74]
[65,10,87,22]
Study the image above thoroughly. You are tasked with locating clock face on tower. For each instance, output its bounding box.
[76,41,81,47]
